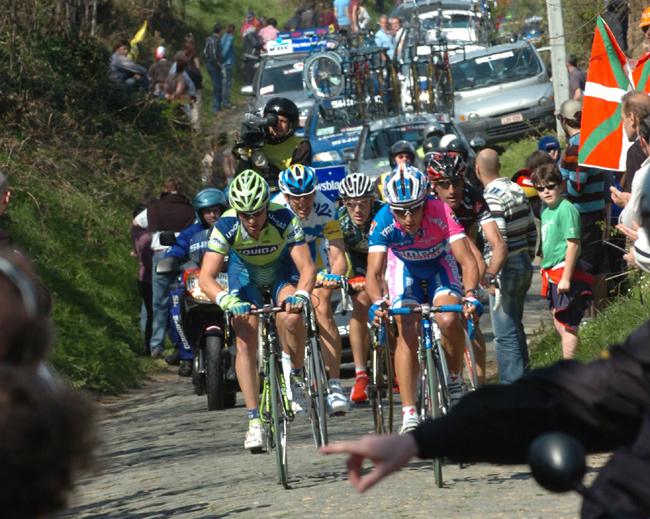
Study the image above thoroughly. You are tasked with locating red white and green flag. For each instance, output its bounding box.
[579,16,650,170]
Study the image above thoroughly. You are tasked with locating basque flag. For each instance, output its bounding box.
[579,16,650,170]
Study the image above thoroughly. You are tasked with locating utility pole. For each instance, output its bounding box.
[546,0,569,137]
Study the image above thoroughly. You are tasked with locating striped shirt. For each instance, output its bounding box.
[559,132,605,213]
[481,177,537,265]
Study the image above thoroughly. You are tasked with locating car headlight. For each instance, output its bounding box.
[313,150,343,163]
[419,91,430,101]
[468,113,479,122]
[539,97,551,106]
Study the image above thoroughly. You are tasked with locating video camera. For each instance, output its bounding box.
[239,112,278,149]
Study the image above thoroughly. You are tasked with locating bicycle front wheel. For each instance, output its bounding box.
[307,337,329,447]
[371,342,394,434]
[270,352,289,488]
[303,52,344,99]
[425,348,443,487]
[463,328,479,391]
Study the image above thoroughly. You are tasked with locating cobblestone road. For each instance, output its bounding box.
[60,263,608,519]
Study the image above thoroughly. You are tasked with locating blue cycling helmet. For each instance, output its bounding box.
[278,164,318,196]
[193,188,228,225]
[383,164,429,207]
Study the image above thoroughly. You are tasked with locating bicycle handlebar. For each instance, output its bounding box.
[250,306,285,315]
[387,304,465,315]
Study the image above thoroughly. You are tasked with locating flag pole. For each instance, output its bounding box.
[546,0,570,136]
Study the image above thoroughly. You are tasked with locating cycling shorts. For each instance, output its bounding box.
[386,248,463,308]
[227,253,300,307]
[345,249,368,278]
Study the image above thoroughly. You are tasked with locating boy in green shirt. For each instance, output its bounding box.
[531,164,593,359]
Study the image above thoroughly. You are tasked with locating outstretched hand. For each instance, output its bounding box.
[320,433,419,493]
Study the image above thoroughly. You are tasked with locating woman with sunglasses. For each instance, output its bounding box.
[367,164,481,433]
[426,151,507,385]
[337,173,385,403]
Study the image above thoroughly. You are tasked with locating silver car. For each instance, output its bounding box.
[450,41,555,144]
[241,52,314,127]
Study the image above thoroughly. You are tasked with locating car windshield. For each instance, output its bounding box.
[314,104,363,137]
[450,46,542,91]
[363,122,457,160]
[421,11,473,28]
[259,62,305,95]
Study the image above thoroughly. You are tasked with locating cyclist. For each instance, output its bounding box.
[198,170,317,451]
[426,151,507,385]
[367,164,481,433]
[271,164,350,415]
[337,173,386,403]
[376,140,417,199]
[165,188,228,376]
[234,97,311,185]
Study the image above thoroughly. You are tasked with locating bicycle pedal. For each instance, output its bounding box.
[330,411,347,417]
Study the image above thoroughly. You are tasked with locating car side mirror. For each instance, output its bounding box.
[240,85,254,96]
[469,137,486,152]
[159,231,178,247]
[156,256,182,275]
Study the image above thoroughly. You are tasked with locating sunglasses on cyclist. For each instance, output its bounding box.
[534,183,558,192]
[391,201,424,217]
[237,207,266,219]
[435,176,464,189]
[343,198,371,210]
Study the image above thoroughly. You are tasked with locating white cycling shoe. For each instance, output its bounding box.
[327,380,350,415]
[290,377,310,417]
[244,421,267,452]
[399,416,421,435]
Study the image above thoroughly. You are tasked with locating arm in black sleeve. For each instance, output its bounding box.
[291,140,312,166]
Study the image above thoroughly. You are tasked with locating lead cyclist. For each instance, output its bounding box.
[366,164,482,433]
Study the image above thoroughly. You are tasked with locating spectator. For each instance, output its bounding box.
[558,99,606,314]
[164,51,195,121]
[131,194,157,356]
[334,0,351,31]
[537,135,562,163]
[182,35,203,133]
[603,0,629,51]
[132,176,195,359]
[475,150,537,384]
[301,1,322,28]
[356,0,372,31]
[532,164,592,359]
[241,10,256,37]
[147,46,173,97]
[619,113,650,231]
[202,133,235,189]
[566,54,586,101]
[204,23,224,114]
[109,40,149,92]
[242,19,263,86]
[0,171,12,249]
[285,7,307,30]
[640,6,650,52]
[374,15,395,60]
[221,24,236,109]
[259,18,280,53]
[318,1,339,30]
[616,91,650,195]
[391,17,407,65]
[350,0,360,32]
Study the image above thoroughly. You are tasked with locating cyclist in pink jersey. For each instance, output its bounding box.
[367,164,481,433]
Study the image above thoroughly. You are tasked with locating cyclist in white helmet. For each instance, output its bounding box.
[337,173,386,403]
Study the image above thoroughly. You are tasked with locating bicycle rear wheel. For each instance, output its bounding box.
[303,52,344,98]
[307,337,329,447]
[270,352,289,488]
[463,329,479,391]
[371,341,393,434]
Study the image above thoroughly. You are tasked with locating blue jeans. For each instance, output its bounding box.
[206,61,222,112]
[222,65,233,108]
[151,251,174,353]
[488,253,533,384]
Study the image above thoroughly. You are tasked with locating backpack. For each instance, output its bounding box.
[203,35,221,65]
[285,9,305,30]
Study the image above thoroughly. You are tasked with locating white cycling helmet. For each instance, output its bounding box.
[383,164,429,207]
[338,173,375,199]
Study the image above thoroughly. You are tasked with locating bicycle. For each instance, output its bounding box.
[387,293,474,488]
[369,323,394,434]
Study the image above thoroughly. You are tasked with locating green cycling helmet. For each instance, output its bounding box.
[229,170,270,213]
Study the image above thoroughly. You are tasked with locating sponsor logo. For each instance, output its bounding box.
[317,180,341,192]
[286,227,303,241]
[268,211,288,231]
[397,246,443,260]
[240,245,281,256]
[380,222,396,237]
[225,223,238,240]
[210,235,227,249]
[314,202,333,218]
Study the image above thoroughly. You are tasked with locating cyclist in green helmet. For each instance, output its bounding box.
[199,170,317,452]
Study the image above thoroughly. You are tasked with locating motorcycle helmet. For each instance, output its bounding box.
[229,170,270,213]
[263,97,300,143]
[193,188,228,226]
[388,140,416,168]
[424,122,445,139]
[445,137,470,162]
[279,164,318,196]
[422,136,443,154]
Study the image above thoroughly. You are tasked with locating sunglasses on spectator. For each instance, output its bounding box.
[435,176,464,189]
[237,207,266,219]
[534,183,558,192]
[391,201,424,217]
[343,198,371,209]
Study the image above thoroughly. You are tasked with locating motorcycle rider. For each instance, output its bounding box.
[165,188,228,376]
[376,140,417,199]
[416,122,445,158]
[235,97,311,185]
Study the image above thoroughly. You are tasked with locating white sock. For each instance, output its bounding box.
[329,378,341,388]
[448,371,462,385]
[402,405,417,422]
[355,366,367,378]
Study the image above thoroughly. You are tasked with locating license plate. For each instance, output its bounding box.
[501,113,523,125]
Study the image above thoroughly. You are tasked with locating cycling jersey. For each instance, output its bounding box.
[443,182,494,238]
[208,204,305,288]
[337,199,385,276]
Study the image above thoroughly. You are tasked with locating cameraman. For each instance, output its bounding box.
[235,97,311,184]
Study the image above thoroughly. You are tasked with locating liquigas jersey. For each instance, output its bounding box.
[208,204,305,285]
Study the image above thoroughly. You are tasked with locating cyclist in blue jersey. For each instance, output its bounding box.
[367,164,481,433]
[271,164,350,415]
[199,171,317,451]
[165,188,228,375]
